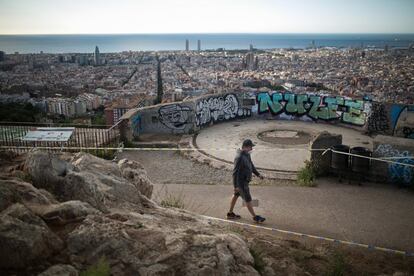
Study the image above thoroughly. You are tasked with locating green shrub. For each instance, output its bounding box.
[123,140,137,148]
[160,193,185,209]
[324,252,346,276]
[297,161,317,187]
[80,257,111,276]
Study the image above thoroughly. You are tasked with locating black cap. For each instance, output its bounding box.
[242,139,256,148]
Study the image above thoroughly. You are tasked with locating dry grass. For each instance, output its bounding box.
[153,184,211,214]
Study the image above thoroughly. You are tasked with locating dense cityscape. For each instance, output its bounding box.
[2,0,414,274]
[0,41,413,125]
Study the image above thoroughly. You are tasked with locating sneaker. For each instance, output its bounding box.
[253,215,266,223]
[227,212,241,219]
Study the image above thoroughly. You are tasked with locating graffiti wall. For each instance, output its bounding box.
[374,144,414,186]
[127,102,195,136]
[256,92,369,126]
[125,93,250,136]
[195,94,251,127]
[391,105,414,139]
[367,102,390,134]
[158,104,193,131]
[366,103,414,138]
[123,91,413,139]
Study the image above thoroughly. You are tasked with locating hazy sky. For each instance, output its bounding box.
[0,0,413,34]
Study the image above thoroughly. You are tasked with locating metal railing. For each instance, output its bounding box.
[0,122,120,154]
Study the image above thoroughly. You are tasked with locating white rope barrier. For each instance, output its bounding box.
[1,145,413,168]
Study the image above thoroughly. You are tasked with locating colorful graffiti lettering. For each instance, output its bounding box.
[374,144,414,186]
[195,94,251,127]
[158,104,192,130]
[131,114,142,137]
[257,92,368,126]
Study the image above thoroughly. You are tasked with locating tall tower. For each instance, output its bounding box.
[197,40,201,51]
[94,46,100,66]
[185,39,190,51]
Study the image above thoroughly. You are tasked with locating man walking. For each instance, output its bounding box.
[227,139,266,223]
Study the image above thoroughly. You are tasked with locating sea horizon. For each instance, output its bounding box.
[0,33,413,54]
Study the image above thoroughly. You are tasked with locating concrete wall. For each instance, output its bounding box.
[121,91,414,140]
[121,92,253,139]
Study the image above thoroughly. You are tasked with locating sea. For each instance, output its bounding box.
[0,33,413,54]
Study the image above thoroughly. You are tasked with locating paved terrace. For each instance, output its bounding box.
[195,120,373,172]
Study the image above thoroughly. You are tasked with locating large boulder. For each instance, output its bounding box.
[0,176,57,212]
[24,151,73,196]
[0,204,63,269]
[62,168,154,212]
[70,152,122,178]
[68,153,155,210]
[25,151,156,212]
[118,159,153,198]
[61,171,109,212]
[38,200,100,226]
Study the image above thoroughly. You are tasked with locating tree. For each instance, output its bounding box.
[154,55,163,105]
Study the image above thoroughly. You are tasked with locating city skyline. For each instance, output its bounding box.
[0,0,413,35]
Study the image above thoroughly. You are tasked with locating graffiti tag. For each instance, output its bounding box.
[131,114,142,137]
[374,144,414,186]
[195,94,251,127]
[367,102,389,133]
[159,104,192,130]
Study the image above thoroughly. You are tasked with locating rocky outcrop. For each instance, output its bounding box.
[0,176,57,212]
[0,151,260,275]
[24,151,73,195]
[0,204,63,269]
[38,264,78,276]
[66,212,258,276]
[38,200,100,226]
[25,151,155,212]
[118,158,153,198]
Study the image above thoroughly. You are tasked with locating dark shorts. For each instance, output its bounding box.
[234,186,252,203]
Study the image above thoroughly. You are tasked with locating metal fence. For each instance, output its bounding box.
[0,122,121,154]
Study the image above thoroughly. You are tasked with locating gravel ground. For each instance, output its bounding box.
[118,150,233,185]
[118,150,295,186]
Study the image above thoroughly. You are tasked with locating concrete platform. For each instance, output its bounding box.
[195,120,373,172]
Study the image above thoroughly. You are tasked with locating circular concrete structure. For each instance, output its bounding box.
[195,120,373,172]
[258,129,311,145]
